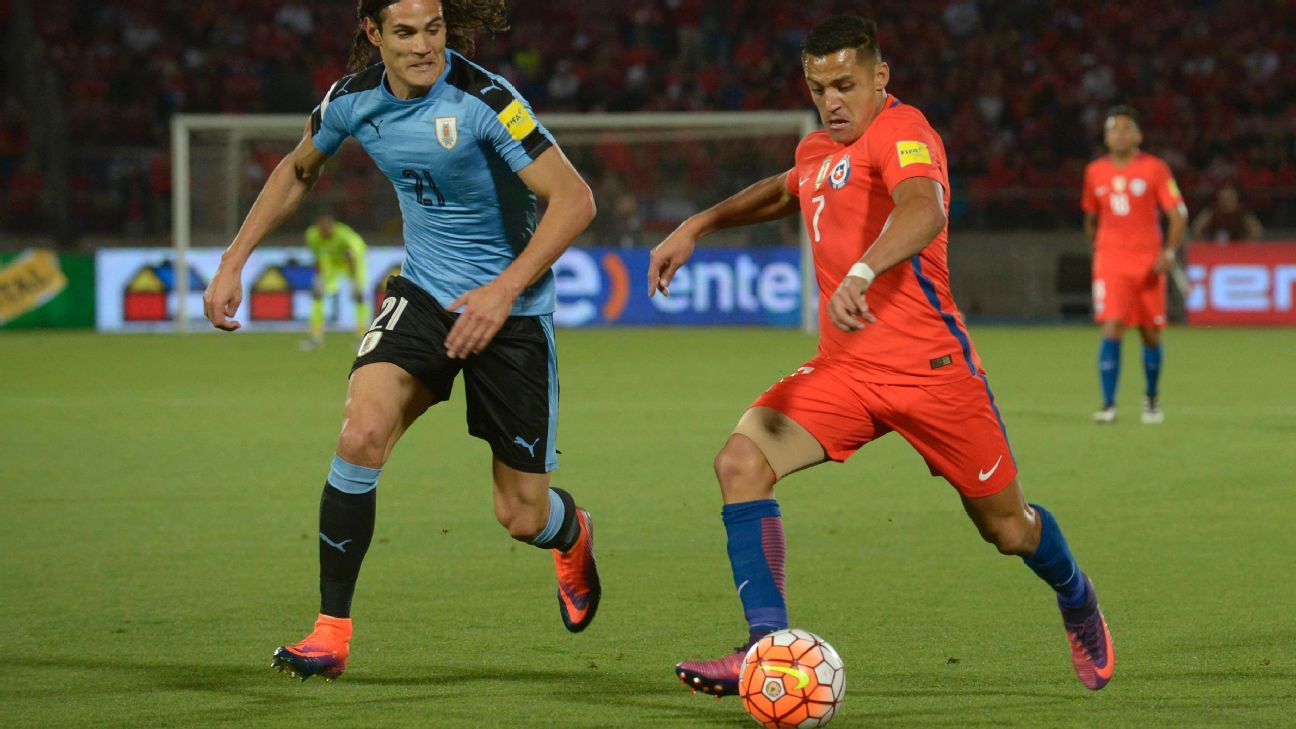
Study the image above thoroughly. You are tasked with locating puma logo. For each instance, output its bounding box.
[319,532,352,553]
[364,117,383,138]
[513,436,539,457]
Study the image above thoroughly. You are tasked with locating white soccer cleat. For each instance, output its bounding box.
[1141,397,1164,424]
[1093,406,1117,424]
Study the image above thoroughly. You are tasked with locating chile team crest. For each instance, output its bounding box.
[829,155,852,189]
[435,116,458,149]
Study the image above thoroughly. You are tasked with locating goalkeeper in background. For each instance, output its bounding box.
[303,213,369,349]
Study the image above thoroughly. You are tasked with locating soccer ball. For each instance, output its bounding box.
[739,629,845,728]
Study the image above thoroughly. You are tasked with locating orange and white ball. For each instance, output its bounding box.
[739,629,845,728]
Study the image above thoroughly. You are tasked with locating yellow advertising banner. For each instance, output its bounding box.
[0,249,69,325]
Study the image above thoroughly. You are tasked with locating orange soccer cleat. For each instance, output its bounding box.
[552,508,601,633]
[271,614,352,682]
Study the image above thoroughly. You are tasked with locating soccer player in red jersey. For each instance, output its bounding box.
[649,16,1113,695]
[1082,106,1188,424]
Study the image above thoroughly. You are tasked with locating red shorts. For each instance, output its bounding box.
[1092,266,1166,328]
[751,356,1018,498]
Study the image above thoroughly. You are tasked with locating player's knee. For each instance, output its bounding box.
[981,519,1035,556]
[713,439,774,495]
[336,419,389,465]
[494,500,544,542]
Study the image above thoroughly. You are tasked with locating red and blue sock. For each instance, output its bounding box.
[722,499,788,639]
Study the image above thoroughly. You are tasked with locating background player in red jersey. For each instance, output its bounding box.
[649,15,1113,696]
[1082,106,1188,424]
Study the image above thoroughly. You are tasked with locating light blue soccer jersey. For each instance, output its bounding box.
[310,50,556,315]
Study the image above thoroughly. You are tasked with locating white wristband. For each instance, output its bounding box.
[847,262,877,285]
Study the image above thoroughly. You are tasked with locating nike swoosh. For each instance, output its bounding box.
[978,455,1004,482]
[798,177,809,186]
[764,664,810,690]
[737,580,750,595]
[559,582,589,611]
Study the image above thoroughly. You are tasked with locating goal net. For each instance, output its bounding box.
[161,111,816,333]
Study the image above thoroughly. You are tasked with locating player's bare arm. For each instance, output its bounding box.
[828,176,947,332]
[648,171,798,297]
[443,145,595,359]
[204,121,331,331]
[1154,200,1189,273]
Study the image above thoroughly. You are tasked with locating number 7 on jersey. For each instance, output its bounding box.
[811,194,826,243]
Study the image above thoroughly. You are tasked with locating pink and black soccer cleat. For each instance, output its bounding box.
[675,646,747,698]
[1059,575,1114,690]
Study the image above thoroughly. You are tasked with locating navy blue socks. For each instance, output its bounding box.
[1098,338,1121,408]
[1143,343,1163,398]
[1023,503,1087,609]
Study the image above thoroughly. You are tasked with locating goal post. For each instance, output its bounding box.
[170,111,819,332]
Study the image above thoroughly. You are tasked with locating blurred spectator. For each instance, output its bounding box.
[1192,185,1265,242]
[12,0,1296,240]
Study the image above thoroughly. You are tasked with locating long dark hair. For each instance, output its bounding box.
[347,0,510,73]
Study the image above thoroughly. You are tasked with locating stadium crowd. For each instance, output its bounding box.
[3,0,1294,239]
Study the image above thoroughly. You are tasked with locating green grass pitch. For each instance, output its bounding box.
[2,326,1293,728]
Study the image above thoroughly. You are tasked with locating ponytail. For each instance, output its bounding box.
[346,24,372,73]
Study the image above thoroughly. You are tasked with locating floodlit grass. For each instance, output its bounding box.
[2,326,1293,728]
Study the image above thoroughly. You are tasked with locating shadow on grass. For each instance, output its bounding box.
[22,656,1287,727]
[13,656,753,727]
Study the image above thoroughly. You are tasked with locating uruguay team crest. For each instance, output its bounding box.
[829,155,852,189]
[435,116,458,149]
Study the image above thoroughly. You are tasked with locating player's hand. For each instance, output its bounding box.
[648,226,697,297]
[1153,249,1176,274]
[827,275,877,332]
[445,281,516,359]
[203,260,245,331]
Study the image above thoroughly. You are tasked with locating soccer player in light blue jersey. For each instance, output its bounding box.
[203,0,600,681]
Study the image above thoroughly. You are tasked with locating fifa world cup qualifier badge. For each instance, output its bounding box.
[814,156,834,191]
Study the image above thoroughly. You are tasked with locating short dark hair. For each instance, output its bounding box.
[801,16,882,64]
[1105,105,1141,126]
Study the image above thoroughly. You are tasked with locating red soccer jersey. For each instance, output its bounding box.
[1082,152,1184,269]
[785,96,978,384]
